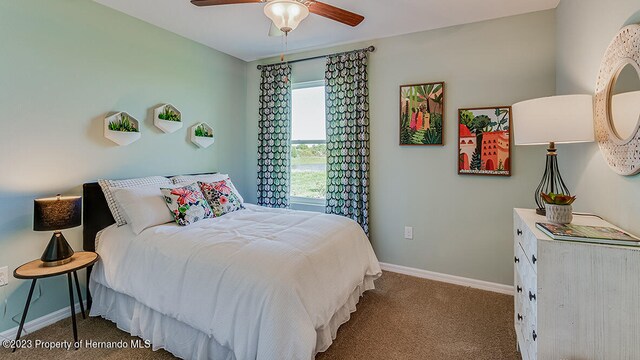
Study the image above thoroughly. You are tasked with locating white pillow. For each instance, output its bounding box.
[112,184,175,235]
[170,173,229,184]
[99,176,172,226]
[170,173,244,203]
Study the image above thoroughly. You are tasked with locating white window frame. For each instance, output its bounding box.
[290,80,326,206]
[292,80,325,90]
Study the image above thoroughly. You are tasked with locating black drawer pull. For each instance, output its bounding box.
[516,286,522,293]
[514,256,520,263]
[517,229,522,236]
[532,330,537,341]
[532,255,537,264]
[517,313,523,321]
[529,291,536,301]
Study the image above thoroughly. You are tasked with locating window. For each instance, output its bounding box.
[291,81,326,203]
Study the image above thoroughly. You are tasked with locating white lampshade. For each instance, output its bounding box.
[512,94,594,145]
[264,0,309,33]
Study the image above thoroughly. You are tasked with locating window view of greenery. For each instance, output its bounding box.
[291,84,326,200]
[291,144,326,199]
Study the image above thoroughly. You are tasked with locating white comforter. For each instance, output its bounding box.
[91,204,381,360]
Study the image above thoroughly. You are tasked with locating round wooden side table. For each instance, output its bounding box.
[12,251,99,352]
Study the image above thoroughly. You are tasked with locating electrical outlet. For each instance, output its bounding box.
[0,266,8,287]
[404,226,413,240]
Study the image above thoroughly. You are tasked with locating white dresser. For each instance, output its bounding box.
[513,208,640,360]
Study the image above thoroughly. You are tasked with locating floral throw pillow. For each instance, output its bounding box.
[198,180,244,217]
[160,183,213,226]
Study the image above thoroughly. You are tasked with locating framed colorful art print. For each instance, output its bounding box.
[399,82,444,145]
[458,106,512,176]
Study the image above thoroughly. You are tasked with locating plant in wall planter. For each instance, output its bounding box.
[541,192,576,224]
[154,104,183,133]
[190,122,214,148]
[104,112,141,146]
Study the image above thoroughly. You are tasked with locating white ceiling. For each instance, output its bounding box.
[95,0,560,62]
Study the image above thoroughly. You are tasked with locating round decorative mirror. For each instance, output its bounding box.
[594,24,640,175]
[608,63,640,142]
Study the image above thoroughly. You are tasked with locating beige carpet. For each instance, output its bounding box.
[0,272,518,360]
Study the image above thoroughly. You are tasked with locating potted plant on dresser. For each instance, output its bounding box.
[154,104,183,133]
[104,112,141,146]
[190,122,215,148]
[541,192,576,224]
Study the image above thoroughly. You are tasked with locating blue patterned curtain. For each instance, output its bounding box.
[324,50,370,234]
[257,63,292,208]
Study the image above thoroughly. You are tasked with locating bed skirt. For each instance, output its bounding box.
[89,275,377,360]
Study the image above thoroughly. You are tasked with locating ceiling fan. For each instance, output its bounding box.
[191,0,365,36]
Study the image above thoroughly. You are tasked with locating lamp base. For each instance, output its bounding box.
[534,142,570,214]
[41,232,75,267]
[42,257,73,267]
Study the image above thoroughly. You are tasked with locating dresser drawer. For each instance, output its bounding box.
[514,241,534,311]
[515,243,536,289]
[514,243,534,360]
[525,315,538,360]
[515,220,538,273]
[514,269,527,348]
[522,260,537,321]
[521,278,537,360]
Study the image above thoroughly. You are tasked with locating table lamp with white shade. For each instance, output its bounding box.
[512,95,594,215]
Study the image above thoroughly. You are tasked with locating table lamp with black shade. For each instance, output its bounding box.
[34,195,82,267]
[512,95,594,215]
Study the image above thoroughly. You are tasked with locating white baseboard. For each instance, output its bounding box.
[379,262,514,295]
[0,301,86,340]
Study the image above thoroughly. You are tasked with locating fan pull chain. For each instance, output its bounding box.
[280,32,285,62]
[281,32,289,84]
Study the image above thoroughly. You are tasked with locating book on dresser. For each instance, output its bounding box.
[535,222,640,246]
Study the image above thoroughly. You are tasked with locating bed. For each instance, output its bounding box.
[82,179,381,360]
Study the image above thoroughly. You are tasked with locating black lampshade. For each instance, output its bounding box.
[34,195,82,231]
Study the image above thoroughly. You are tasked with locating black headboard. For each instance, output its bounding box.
[82,182,115,252]
[82,181,113,309]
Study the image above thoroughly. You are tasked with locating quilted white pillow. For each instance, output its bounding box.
[98,176,172,226]
[112,185,175,235]
[170,173,229,185]
[170,173,244,203]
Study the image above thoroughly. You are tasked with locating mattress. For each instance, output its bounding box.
[90,204,381,360]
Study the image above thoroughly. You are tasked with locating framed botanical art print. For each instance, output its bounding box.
[458,106,512,176]
[400,82,444,145]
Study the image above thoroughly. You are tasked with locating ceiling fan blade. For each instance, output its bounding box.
[269,22,285,37]
[190,0,261,6]
[307,1,364,27]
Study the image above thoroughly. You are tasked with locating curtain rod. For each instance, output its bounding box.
[256,45,375,70]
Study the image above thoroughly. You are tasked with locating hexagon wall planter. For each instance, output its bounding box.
[190,122,215,148]
[104,112,141,146]
[154,104,183,133]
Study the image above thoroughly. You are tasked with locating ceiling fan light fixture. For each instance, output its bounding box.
[264,0,309,33]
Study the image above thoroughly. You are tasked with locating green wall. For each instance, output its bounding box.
[0,0,247,333]
[246,10,557,286]
[556,0,640,236]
